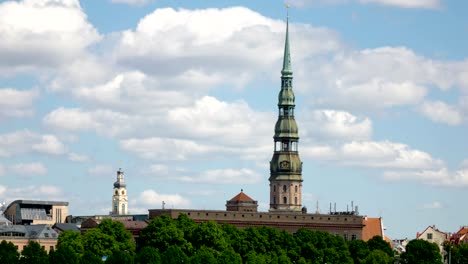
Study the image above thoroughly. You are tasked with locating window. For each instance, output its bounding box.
[283,185,287,192]
[295,185,298,192]
[44,233,49,238]
[283,142,289,151]
[273,196,276,204]
[115,190,118,195]
[295,197,298,205]
[273,185,276,192]
[121,204,126,214]
[427,233,433,239]
[283,197,287,204]
[279,108,284,116]
[352,234,357,240]
[344,234,349,241]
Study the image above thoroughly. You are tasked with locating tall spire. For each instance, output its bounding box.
[281,9,292,76]
[269,9,303,212]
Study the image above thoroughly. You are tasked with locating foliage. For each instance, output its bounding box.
[19,241,48,264]
[367,236,393,258]
[362,249,392,264]
[49,245,79,264]
[0,240,19,264]
[106,250,135,264]
[79,251,103,264]
[190,246,217,264]
[139,215,191,253]
[161,245,189,264]
[57,230,84,256]
[348,239,370,264]
[400,239,442,264]
[135,246,161,264]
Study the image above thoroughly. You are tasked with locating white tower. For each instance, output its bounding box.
[111,168,128,215]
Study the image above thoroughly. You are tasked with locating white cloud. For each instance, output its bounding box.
[461,159,468,168]
[289,0,441,9]
[88,165,114,177]
[0,130,67,157]
[110,0,149,5]
[67,152,90,162]
[181,168,262,184]
[422,201,444,209]
[419,100,463,126]
[0,0,100,75]
[302,109,372,140]
[0,165,5,177]
[0,88,38,118]
[0,185,64,202]
[383,168,468,187]
[32,135,67,155]
[9,162,47,176]
[303,140,442,169]
[135,189,191,208]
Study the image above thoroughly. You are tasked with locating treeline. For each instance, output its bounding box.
[1,214,467,264]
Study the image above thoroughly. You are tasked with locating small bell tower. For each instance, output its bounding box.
[111,168,128,215]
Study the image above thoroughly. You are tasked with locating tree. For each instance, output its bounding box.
[140,215,190,253]
[348,239,370,264]
[161,245,189,264]
[190,246,217,264]
[0,240,19,264]
[57,230,84,256]
[82,228,118,258]
[135,246,161,264]
[106,250,135,264]
[217,248,242,264]
[400,239,442,264]
[367,236,393,258]
[97,219,135,253]
[49,245,79,264]
[362,250,392,264]
[19,241,48,264]
[79,251,103,264]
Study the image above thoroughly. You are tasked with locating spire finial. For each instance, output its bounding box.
[281,3,292,76]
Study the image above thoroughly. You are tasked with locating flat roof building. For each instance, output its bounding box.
[3,200,68,225]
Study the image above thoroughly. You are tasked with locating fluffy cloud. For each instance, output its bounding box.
[290,0,441,9]
[302,110,372,141]
[113,7,340,89]
[383,168,468,187]
[0,0,100,75]
[419,100,463,126]
[0,185,64,202]
[110,0,149,5]
[67,152,90,162]
[88,165,114,177]
[422,201,444,209]
[303,140,442,170]
[179,169,262,184]
[9,162,47,176]
[0,130,67,157]
[135,189,190,208]
[0,88,38,118]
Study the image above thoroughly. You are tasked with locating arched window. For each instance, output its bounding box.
[283,197,287,204]
[273,185,276,192]
[121,204,125,214]
[273,196,276,204]
[283,185,287,192]
[115,190,118,195]
[295,185,298,193]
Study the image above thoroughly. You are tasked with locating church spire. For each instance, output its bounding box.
[281,13,292,76]
[269,11,303,212]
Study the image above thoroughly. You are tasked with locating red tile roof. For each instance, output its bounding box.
[362,217,383,241]
[229,191,255,202]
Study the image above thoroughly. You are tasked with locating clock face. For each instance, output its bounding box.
[280,160,290,169]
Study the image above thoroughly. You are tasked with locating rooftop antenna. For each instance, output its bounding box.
[316,200,320,214]
[162,201,165,210]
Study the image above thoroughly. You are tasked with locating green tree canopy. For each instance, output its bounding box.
[363,249,392,264]
[57,230,84,256]
[0,240,19,264]
[400,239,442,264]
[49,245,79,264]
[19,241,48,264]
[79,251,103,264]
[135,246,161,264]
[106,250,135,264]
[161,245,189,264]
[348,239,370,264]
[140,215,191,253]
[367,236,393,258]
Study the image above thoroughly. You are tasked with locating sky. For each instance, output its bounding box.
[0,0,467,239]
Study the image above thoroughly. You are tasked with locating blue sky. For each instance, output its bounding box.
[0,0,467,239]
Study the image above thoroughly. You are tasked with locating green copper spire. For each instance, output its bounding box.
[281,15,292,76]
[269,11,303,213]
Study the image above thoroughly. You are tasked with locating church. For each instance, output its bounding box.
[148,15,365,241]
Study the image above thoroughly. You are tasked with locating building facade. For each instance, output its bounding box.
[269,15,303,212]
[3,200,68,225]
[416,225,448,255]
[111,168,128,215]
[0,224,59,253]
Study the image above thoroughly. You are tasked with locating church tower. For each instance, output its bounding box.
[111,168,128,215]
[269,15,303,212]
